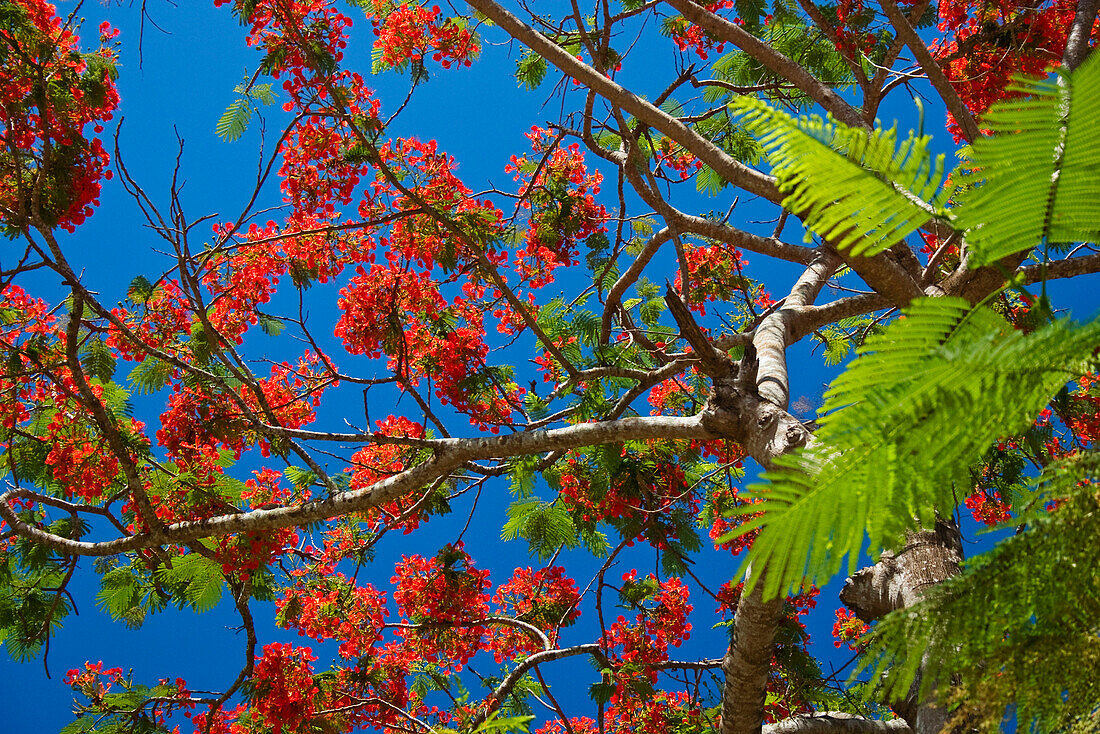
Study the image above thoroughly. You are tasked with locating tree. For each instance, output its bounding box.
[0,1,1098,733]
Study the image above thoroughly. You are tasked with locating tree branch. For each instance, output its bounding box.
[463,0,780,201]
[469,644,602,729]
[763,713,912,733]
[879,0,981,143]
[1062,0,1100,71]
[1019,251,1100,283]
[0,415,715,556]
[754,250,841,409]
[662,0,865,128]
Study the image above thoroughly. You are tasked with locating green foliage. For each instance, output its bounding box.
[216,81,277,142]
[473,713,535,734]
[860,452,1100,732]
[502,497,582,559]
[155,552,226,613]
[126,275,154,304]
[810,314,879,366]
[128,356,172,396]
[97,565,149,629]
[733,96,951,255]
[507,454,539,499]
[515,48,547,90]
[97,551,228,630]
[707,22,853,108]
[0,557,73,661]
[727,297,1100,599]
[256,312,285,336]
[284,465,318,490]
[80,336,117,381]
[955,53,1100,267]
[60,678,185,734]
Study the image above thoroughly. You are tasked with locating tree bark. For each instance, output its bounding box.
[698,253,836,734]
[765,713,912,733]
[840,520,963,734]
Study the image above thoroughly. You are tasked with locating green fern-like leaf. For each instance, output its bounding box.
[128,356,172,395]
[502,498,579,559]
[732,96,951,255]
[216,98,252,142]
[284,465,317,489]
[216,81,278,142]
[515,48,547,90]
[474,713,535,734]
[257,312,285,336]
[249,82,276,105]
[956,53,1100,266]
[155,553,225,613]
[80,336,116,381]
[96,567,145,628]
[126,275,154,304]
[728,298,1100,599]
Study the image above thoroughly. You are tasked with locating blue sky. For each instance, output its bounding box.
[5,1,1099,731]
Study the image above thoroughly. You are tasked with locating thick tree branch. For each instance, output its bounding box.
[673,213,817,265]
[0,415,715,556]
[840,521,963,734]
[787,293,891,341]
[764,714,911,734]
[754,250,841,409]
[701,252,837,734]
[1019,251,1100,283]
[721,585,785,734]
[1062,0,1100,71]
[665,285,735,376]
[838,246,925,310]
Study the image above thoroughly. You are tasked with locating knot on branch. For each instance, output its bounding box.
[840,519,963,622]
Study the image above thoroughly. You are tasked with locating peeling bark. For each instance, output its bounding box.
[840,521,963,734]
[764,713,912,734]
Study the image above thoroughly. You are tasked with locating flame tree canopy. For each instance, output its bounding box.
[1,1,1099,733]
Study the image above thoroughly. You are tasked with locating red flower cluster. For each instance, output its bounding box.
[244,643,320,734]
[707,485,760,557]
[389,544,492,670]
[507,127,608,291]
[1067,373,1100,446]
[964,488,1013,525]
[0,0,119,232]
[673,242,770,316]
[665,1,736,60]
[491,565,581,658]
[558,447,698,544]
[654,136,704,180]
[43,384,123,503]
[277,575,388,659]
[361,2,480,70]
[348,415,434,533]
[604,572,693,683]
[64,661,125,697]
[832,607,870,651]
[108,280,192,361]
[932,0,1089,139]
